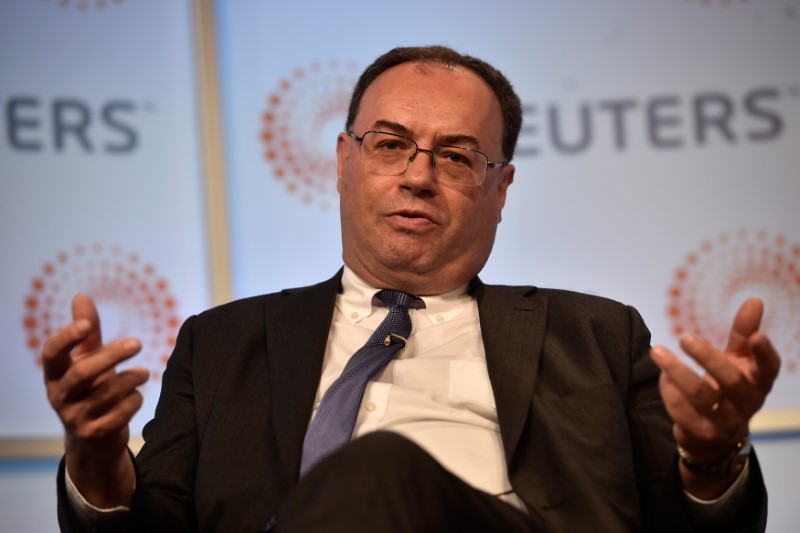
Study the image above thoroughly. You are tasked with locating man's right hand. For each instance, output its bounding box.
[43,293,149,508]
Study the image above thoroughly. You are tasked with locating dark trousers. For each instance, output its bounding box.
[276,432,539,532]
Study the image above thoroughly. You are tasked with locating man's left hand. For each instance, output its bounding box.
[651,297,781,499]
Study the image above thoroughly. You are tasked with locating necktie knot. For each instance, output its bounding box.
[372,290,416,348]
[376,289,416,310]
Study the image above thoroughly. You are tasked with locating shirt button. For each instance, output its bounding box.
[365,401,377,412]
[436,315,445,323]
[350,311,359,319]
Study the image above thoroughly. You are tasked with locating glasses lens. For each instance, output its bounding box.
[358,131,488,185]
[433,147,487,186]
[360,132,416,175]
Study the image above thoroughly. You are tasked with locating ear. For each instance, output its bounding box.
[336,132,351,193]
[496,164,514,223]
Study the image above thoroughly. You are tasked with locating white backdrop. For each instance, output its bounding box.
[0,0,210,438]
[1,0,799,531]
[216,0,800,421]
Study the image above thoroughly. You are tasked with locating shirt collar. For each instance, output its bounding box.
[338,266,472,325]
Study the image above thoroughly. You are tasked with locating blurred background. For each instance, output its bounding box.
[1,0,798,530]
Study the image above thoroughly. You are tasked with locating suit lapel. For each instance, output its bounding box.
[473,279,548,465]
[264,270,342,482]
[262,273,549,486]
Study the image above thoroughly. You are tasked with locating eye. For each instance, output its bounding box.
[370,133,414,153]
[446,152,466,164]
[438,148,474,167]
[378,140,404,151]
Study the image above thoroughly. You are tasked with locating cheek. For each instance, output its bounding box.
[340,177,380,225]
[460,194,500,245]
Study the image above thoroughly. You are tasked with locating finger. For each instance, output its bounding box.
[56,339,142,402]
[42,319,94,381]
[658,370,700,421]
[725,297,763,356]
[680,333,766,411]
[749,332,781,392]
[72,391,145,441]
[679,334,741,389]
[59,368,149,430]
[84,368,150,420]
[651,345,721,410]
[71,294,103,358]
[658,364,746,457]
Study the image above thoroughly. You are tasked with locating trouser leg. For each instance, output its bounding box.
[276,431,537,533]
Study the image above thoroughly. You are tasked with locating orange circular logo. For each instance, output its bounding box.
[23,243,180,382]
[261,60,359,210]
[668,229,800,373]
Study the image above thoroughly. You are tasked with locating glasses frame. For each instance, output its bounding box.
[347,130,508,187]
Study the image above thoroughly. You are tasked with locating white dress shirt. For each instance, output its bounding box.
[314,267,519,506]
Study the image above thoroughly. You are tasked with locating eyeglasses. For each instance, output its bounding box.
[347,130,507,187]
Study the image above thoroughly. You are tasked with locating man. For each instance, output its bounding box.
[44,46,779,532]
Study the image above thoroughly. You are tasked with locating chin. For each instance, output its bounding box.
[382,253,432,273]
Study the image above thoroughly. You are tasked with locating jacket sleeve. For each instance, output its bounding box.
[57,315,201,532]
[625,305,768,533]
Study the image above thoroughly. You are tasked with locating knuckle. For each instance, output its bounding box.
[76,421,107,441]
[685,381,705,399]
[697,424,716,443]
[130,391,144,409]
[48,393,66,413]
[70,362,93,383]
[74,425,94,441]
[40,345,53,362]
[728,373,745,390]
[46,385,61,406]
[61,410,82,431]
[40,335,60,360]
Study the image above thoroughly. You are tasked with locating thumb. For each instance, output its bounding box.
[725,297,764,356]
[71,293,102,357]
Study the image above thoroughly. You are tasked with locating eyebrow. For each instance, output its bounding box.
[369,119,483,150]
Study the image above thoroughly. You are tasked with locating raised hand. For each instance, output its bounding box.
[42,294,149,507]
[651,297,781,498]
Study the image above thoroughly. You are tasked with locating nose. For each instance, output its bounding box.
[400,148,437,194]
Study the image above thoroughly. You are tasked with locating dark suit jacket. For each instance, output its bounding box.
[58,271,767,532]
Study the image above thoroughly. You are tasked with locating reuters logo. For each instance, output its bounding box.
[261,60,359,210]
[22,244,180,382]
[668,230,800,373]
[43,0,124,10]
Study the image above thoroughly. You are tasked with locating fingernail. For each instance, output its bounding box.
[74,319,91,335]
[680,334,703,351]
[650,347,665,363]
[681,333,697,344]
[125,339,140,351]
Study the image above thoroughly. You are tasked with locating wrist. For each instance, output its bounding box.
[65,442,135,508]
[677,433,752,477]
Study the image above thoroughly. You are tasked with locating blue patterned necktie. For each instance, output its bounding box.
[300,289,416,477]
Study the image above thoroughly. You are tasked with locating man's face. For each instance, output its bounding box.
[337,61,514,295]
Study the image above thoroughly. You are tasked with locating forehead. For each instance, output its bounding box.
[354,62,503,149]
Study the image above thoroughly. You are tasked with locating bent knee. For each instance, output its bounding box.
[311,431,440,482]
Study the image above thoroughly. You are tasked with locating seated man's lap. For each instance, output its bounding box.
[276,432,536,533]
